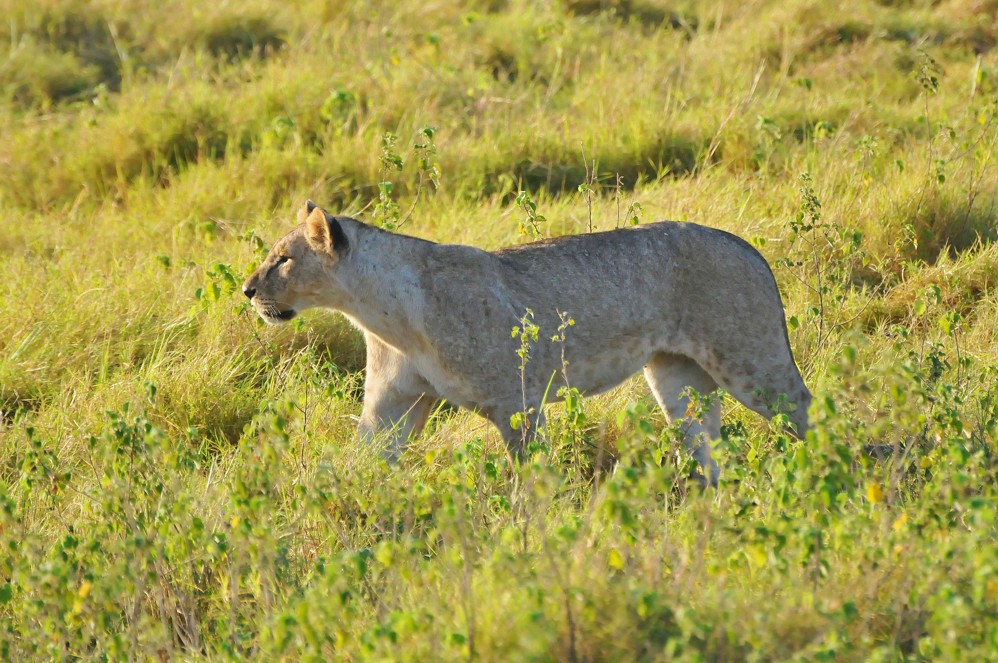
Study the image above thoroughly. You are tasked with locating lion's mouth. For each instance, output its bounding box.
[275,309,297,321]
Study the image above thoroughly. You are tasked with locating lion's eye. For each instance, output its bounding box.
[276,256,290,266]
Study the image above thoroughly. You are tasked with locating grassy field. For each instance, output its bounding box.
[2,0,998,659]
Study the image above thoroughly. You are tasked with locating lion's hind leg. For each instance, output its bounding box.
[643,352,722,486]
[707,357,812,439]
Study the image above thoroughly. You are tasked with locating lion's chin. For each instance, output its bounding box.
[260,308,298,324]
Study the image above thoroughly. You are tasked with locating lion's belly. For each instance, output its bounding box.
[556,342,654,397]
[411,349,513,410]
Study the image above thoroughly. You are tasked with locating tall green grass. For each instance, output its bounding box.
[1,0,997,659]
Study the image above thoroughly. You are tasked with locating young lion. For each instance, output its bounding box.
[243,201,811,484]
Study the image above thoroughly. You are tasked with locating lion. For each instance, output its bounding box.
[242,201,812,484]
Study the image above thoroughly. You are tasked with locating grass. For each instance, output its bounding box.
[1,0,997,659]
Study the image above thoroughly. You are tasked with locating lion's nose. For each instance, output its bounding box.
[243,286,256,299]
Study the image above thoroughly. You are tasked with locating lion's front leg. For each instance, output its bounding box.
[358,392,435,460]
[358,334,437,460]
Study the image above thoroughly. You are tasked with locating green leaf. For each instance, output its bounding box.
[842,345,856,363]
[608,548,624,570]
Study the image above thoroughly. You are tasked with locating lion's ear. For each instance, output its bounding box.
[297,200,318,224]
[305,206,333,252]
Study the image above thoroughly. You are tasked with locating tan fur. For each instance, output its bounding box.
[243,202,812,484]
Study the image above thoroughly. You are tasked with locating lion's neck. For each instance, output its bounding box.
[331,225,430,350]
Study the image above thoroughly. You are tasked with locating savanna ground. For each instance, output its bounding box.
[1,0,997,659]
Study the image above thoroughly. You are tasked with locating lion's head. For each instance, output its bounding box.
[242,201,349,324]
